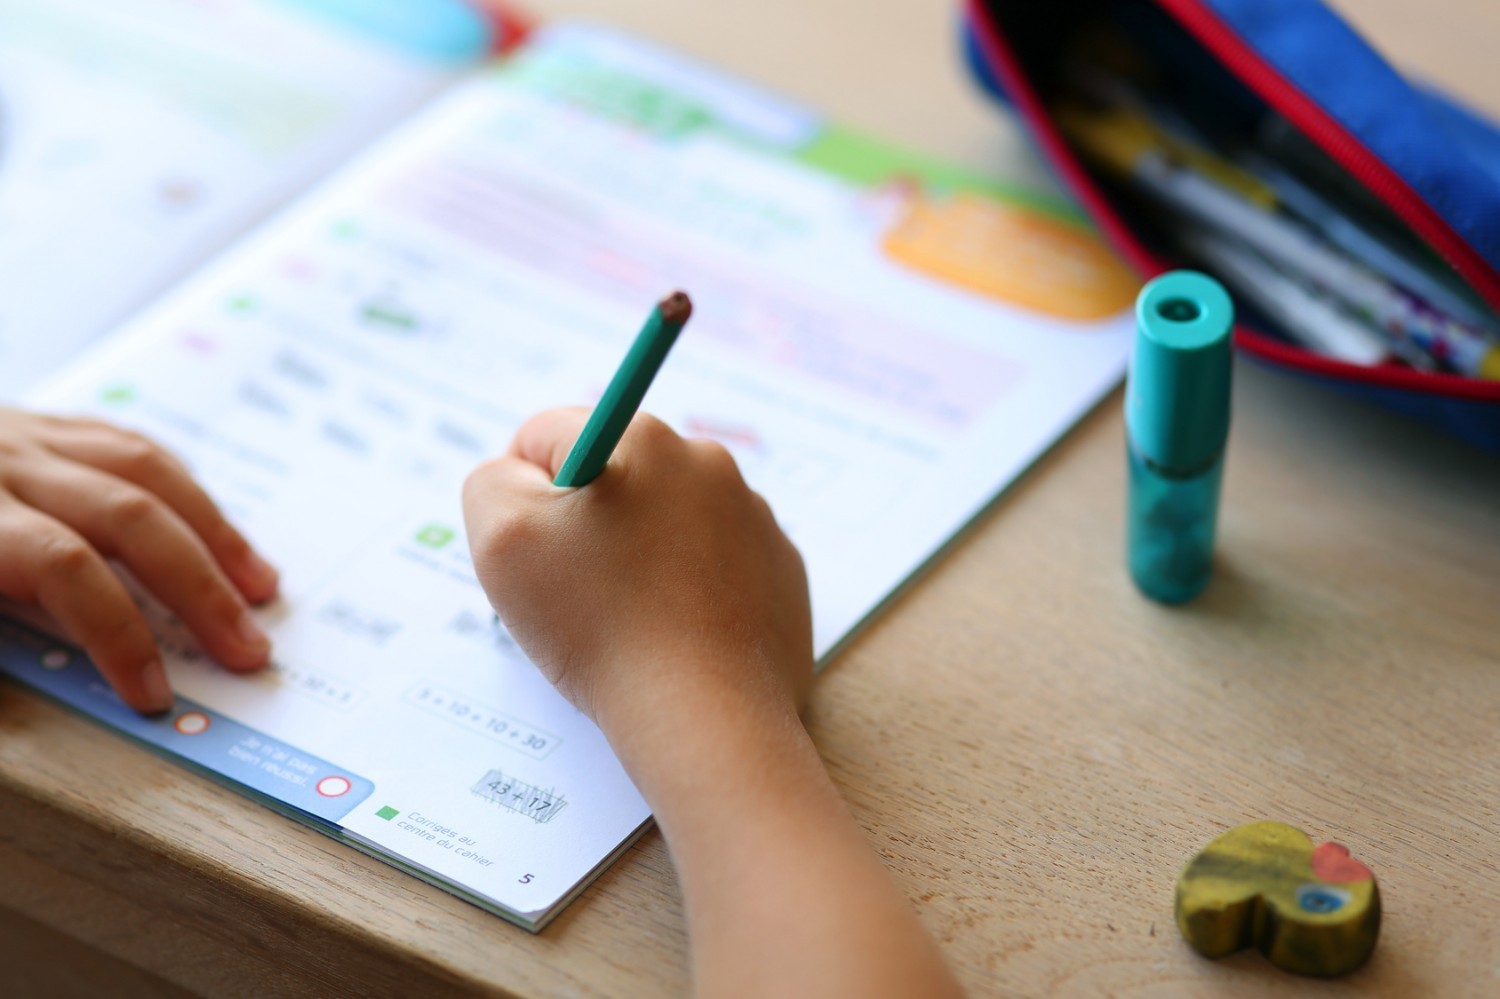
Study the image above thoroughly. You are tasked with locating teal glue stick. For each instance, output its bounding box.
[1125,271,1234,604]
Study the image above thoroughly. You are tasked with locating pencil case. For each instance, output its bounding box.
[962,0,1500,452]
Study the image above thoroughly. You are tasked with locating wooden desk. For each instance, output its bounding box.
[4,1,1499,995]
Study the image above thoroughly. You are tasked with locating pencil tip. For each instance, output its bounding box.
[659,291,693,324]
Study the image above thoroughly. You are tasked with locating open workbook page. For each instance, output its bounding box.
[0,24,1138,929]
[0,0,501,398]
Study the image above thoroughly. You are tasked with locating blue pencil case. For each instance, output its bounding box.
[962,0,1500,451]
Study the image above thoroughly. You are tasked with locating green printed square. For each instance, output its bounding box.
[415,523,456,549]
[376,806,400,821]
[227,293,259,315]
[100,383,138,406]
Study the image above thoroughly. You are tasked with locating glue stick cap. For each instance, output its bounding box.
[1127,271,1234,473]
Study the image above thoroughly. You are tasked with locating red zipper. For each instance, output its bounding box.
[964,1,1160,277]
[965,0,1500,402]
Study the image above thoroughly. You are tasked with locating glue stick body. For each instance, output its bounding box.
[1125,272,1234,604]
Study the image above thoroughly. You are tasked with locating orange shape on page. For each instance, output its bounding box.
[882,193,1138,321]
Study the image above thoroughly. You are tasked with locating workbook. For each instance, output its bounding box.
[0,5,1138,930]
[0,0,519,398]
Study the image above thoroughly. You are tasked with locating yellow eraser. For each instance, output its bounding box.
[1175,821,1380,977]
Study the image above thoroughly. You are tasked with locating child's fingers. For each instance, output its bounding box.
[462,454,559,560]
[0,501,173,713]
[611,412,687,470]
[507,407,696,482]
[4,461,271,673]
[36,422,278,603]
[505,406,593,476]
[683,437,749,485]
[465,450,557,504]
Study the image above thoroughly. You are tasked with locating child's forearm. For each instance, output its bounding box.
[599,669,964,999]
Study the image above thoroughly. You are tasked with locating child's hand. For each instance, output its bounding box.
[0,407,278,713]
[462,407,813,734]
[465,409,962,997]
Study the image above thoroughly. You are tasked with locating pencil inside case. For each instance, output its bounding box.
[964,0,1500,452]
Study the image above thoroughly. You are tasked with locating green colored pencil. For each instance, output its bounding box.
[553,291,693,487]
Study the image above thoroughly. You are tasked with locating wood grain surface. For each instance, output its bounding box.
[4,0,1500,996]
